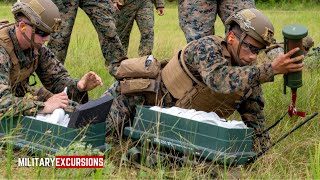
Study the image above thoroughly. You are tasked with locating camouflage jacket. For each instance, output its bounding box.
[0,26,86,117]
[182,36,275,129]
[112,0,165,8]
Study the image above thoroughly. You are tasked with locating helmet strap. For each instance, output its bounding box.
[231,32,247,66]
[237,32,247,56]
[30,26,35,49]
[19,25,42,50]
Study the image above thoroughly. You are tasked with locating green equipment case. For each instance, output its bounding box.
[124,106,256,165]
[0,116,109,154]
[0,95,114,154]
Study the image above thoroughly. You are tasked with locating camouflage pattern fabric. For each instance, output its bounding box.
[266,46,284,61]
[0,27,87,117]
[106,35,275,151]
[303,35,314,49]
[103,81,145,135]
[178,0,255,42]
[115,0,164,56]
[48,0,127,76]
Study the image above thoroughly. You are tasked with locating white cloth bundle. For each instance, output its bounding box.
[25,87,70,127]
[25,109,70,127]
[32,109,70,127]
[149,106,248,129]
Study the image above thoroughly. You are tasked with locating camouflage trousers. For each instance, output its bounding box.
[115,0,154,56]
[48,0,127,72]
[103,81,146,136]
[178,0,255,42]
[104,81,270,152]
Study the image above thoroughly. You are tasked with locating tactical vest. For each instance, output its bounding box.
[162,36,252,119]
[0,25,38,85]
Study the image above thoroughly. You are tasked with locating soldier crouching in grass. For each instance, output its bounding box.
[0,0,102,117]
[104,8,304,152]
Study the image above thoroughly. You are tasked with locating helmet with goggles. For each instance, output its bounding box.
[302,35,314,50]
[226,8,275,46]
[12,0,61,34]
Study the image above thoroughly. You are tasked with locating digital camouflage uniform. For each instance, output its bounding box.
[0,26,87,117]
[106,35,275,151]
[113,0,165,56]
[265,44,283,61]
[48,0,127,75]
[178,0,255,42]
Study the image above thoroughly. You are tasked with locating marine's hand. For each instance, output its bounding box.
[40,92,69,114]
[77,71,103,91]
[157,7,165,16]
[271,47,304,75]
[113,1,122,12]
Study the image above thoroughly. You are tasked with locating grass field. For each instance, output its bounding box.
[1,1,320,179]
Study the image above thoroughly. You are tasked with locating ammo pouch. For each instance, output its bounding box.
[115,55,160,79]
[115,56,161,103]
[120,79,158,94]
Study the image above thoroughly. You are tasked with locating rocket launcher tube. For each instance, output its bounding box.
[283,25,308,91]
[282,25,308,117]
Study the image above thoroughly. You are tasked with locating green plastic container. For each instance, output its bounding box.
[0,116,110,154]
[124,106,256,165]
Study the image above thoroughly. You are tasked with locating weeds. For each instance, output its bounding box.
[309,143,320,179]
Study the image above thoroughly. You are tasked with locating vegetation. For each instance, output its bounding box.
[1,1,320,179]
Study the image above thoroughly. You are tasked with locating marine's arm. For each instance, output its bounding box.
[36,47,88,103]
[0,47,45,116]
[112,0,122,11]
[184,37,274,94]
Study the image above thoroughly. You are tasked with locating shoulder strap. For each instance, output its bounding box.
[180,44,206,87]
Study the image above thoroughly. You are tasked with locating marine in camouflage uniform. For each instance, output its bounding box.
[113,0,165,56]
[0,0,102,117]
[48,0,127,75]
[106,9,305,152]
[265,36,314,61]
[0,29,86,116]
[178,0,255,43]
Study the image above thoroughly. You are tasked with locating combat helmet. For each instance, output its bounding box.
[302,35,314,50]
[11,0,61,33]
[225,8,275,46]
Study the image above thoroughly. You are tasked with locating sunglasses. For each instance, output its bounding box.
[35,28,51,37]
[24,22,51,37]
[233,32,265,54]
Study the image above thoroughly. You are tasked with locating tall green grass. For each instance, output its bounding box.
[0,1,320,179]
[309,143,320,179]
